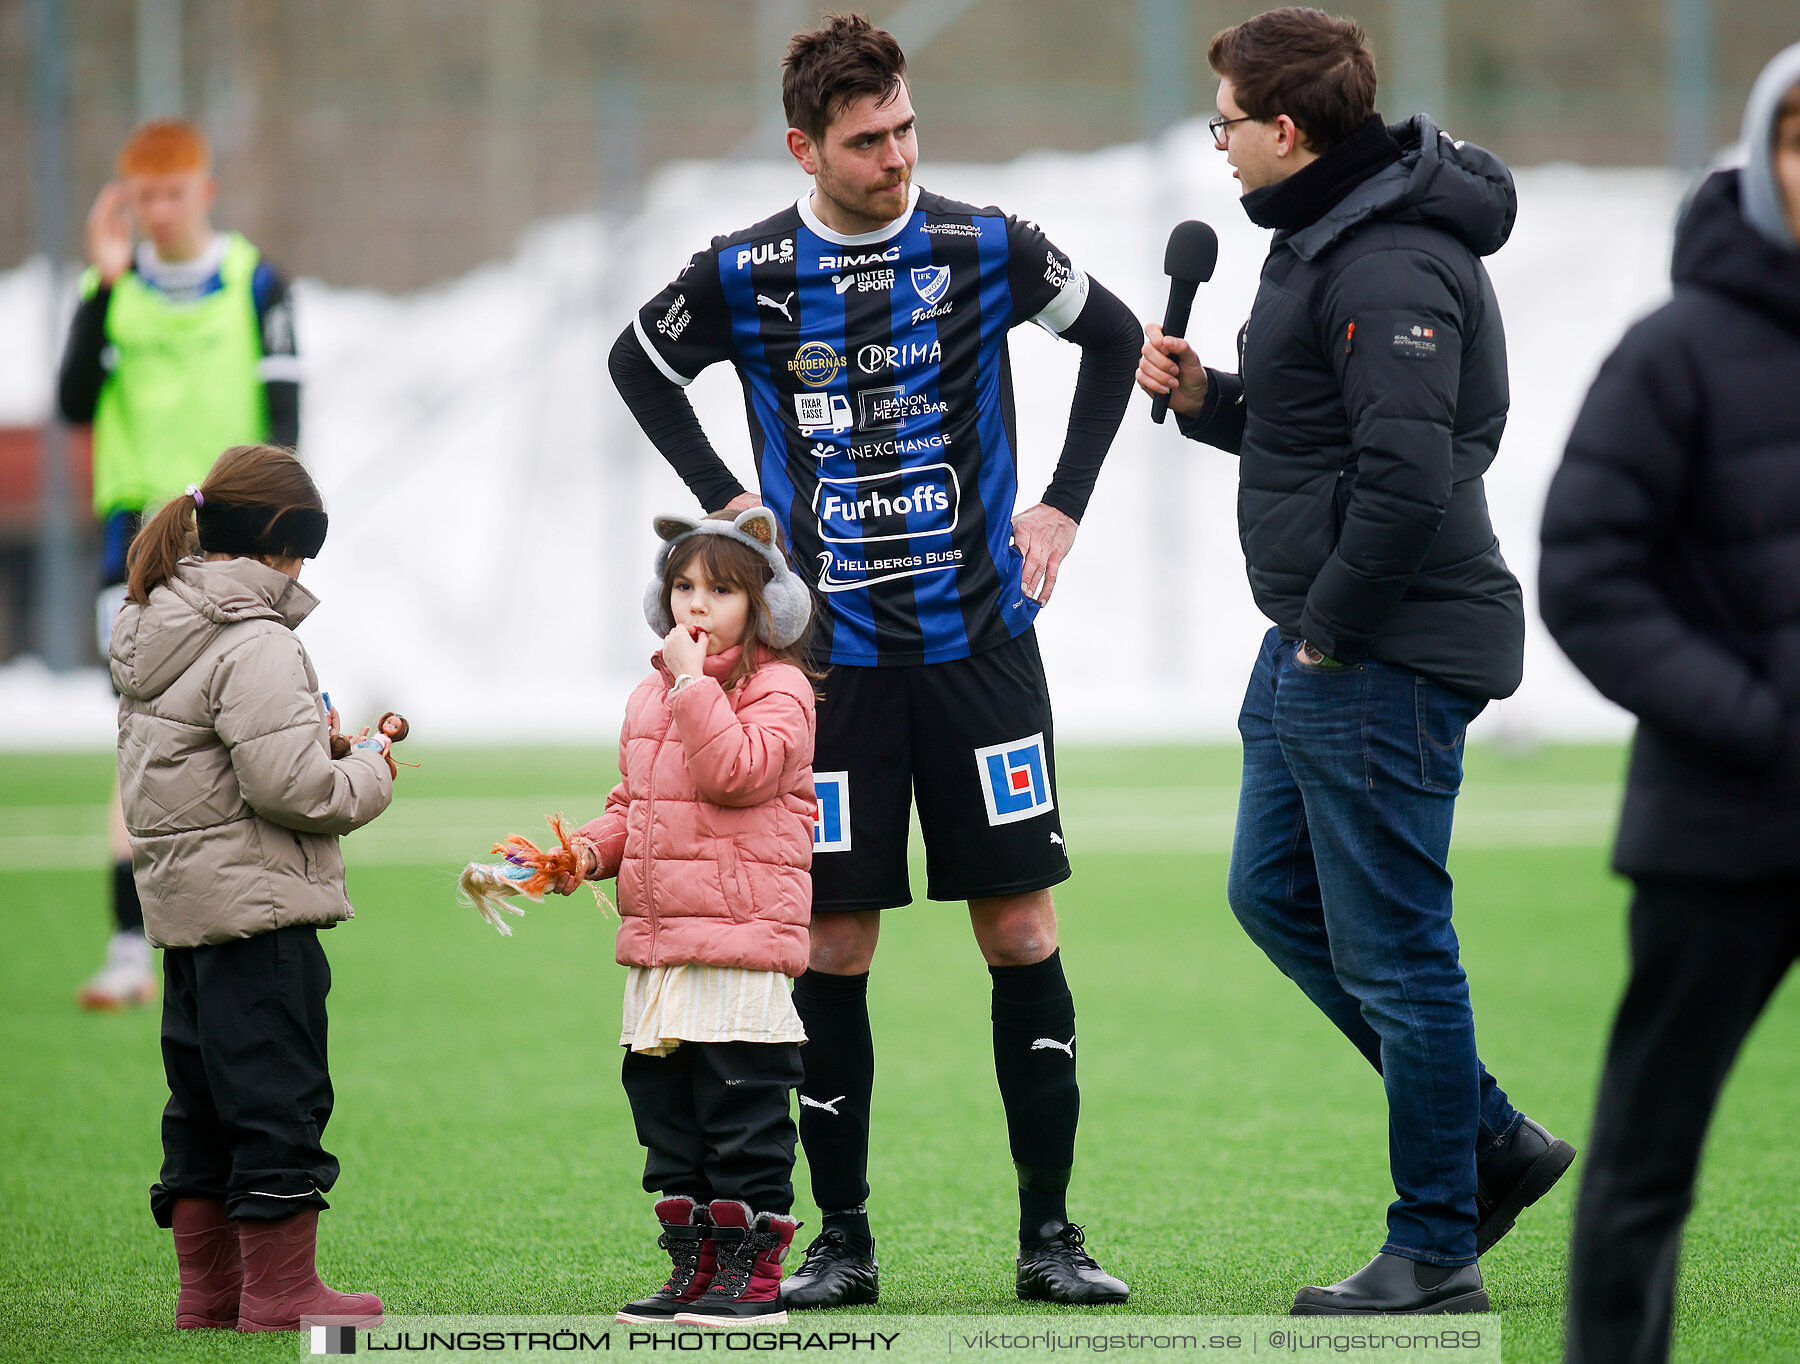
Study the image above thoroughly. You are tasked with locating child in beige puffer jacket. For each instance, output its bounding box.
[112,443,395,1333]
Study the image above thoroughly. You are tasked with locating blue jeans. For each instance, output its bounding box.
[1227,628,1520,1266]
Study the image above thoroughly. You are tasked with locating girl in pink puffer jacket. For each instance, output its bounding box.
[553,509,818,1328]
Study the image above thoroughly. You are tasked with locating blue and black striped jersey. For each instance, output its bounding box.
[633,185,1092,668]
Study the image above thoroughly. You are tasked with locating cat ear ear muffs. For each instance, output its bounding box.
[642,508,813,649]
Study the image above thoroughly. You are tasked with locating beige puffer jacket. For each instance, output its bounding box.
[111,556,393,949]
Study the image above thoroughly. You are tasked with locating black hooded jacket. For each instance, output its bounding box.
[1181,115,1525,700]
[1540,169,1800,881]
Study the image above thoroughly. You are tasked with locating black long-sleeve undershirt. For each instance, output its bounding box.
[57,288,112,425]
[1035,276,1143,522]
[608,328,748,513]
[609,276,1144,522]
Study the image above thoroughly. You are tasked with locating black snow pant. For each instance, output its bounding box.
[150,925,338,1227]
[621,1041,803,1215]
[1566,876,1800,1364]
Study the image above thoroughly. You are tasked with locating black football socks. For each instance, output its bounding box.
[792,968,875,1220]
[991,950,1080,1242]
[113,859,144,933]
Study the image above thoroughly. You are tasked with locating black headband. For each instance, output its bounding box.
[196,501,329,559]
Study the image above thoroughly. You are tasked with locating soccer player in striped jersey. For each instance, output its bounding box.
[610,13,1142,1309]
[58,119,300,1011]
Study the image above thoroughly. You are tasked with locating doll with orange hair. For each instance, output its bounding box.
[57,118,302,1011]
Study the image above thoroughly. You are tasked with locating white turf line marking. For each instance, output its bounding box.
[0,786,1624,866]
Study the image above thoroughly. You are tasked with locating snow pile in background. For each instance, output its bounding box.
[5,119,1683,750]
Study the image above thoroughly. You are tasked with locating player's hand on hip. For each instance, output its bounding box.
[86,183,133,285]
[710,492,765,517]
[1011,503,1078,607]
[1138,323,1208,417]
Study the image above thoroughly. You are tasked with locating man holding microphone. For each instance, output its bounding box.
[1137,6,1571,1314]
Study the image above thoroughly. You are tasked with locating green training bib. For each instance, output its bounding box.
[86,232,270,516]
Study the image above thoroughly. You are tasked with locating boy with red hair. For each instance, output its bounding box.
[58,118,300,1010]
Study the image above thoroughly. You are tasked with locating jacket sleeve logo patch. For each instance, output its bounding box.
[1391,324,1438,357]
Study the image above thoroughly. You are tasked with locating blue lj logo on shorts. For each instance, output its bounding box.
[975,734,1054,825]
[814,772,852,852]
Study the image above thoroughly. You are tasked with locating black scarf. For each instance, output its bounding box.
[1240,115,1402,232]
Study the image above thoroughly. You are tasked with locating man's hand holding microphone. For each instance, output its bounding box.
[1138,324,1210,417]
[1138,219,1218,420]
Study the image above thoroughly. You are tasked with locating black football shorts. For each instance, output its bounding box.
[809,628,1070,910]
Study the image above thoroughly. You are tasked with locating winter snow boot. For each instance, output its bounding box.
[235,1209,383,1331]
[673,1200,798,1326]
[172,1199,241,1329]
[615,1196,717,1324]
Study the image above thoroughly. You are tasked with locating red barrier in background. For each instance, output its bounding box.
[0,426,93,534]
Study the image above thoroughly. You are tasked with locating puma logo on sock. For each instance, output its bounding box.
[800,1094,847,1114]
[1030,1036,1075,1058]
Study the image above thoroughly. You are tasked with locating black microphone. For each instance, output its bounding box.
[1150,220,1220,424]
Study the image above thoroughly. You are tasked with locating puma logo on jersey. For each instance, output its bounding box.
[757,291,796,321]
[1050,832,1065,847]
[1031,1037,1075,1058]
[800,1094,847,1115]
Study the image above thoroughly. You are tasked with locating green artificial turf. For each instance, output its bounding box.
[1,744,1794,1362]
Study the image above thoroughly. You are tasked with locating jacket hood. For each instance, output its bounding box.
[110,556,319,702]
[1739,40,1800,250]
[1673,169,1800,335]
[1283,114,1517,262]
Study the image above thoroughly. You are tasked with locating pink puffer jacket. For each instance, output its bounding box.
[577,646,815,977]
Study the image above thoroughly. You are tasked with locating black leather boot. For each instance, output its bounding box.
[1476,1115,1576,1253]
[1291,1252,1488,1315]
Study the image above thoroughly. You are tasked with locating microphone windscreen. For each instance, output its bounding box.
[1163,220,1219,285]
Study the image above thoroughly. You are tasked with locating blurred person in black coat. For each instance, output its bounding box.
[1539,39,1800,1364]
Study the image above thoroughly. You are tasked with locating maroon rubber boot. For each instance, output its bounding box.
[674,1200,799,1326]
[615,1197,718,1324]
[235,1209,383,1331]
[172,1199,241,1329]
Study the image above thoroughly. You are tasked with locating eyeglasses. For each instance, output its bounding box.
[1208,113,1255,147]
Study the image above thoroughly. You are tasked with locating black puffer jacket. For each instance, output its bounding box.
[1540,169,1800,880]
[1182,116,1524,700]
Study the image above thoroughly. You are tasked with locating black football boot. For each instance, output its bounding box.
[1016,1221,1129,1305]
[779,1226,880,1309]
